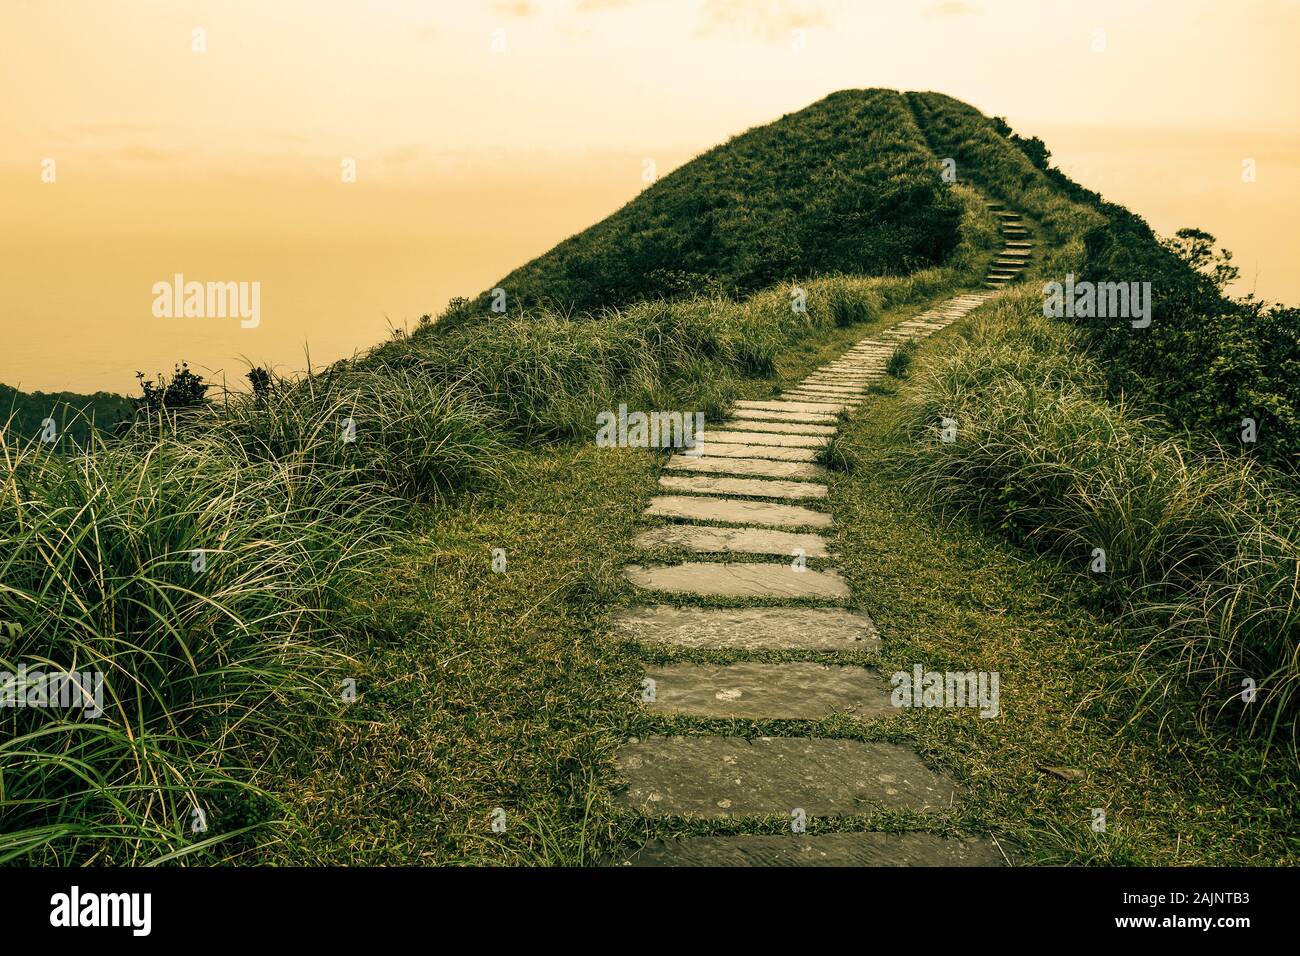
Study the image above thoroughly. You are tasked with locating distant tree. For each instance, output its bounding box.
[991,116,1051,171]
[1162,227,1241,291]
[246,367,271,408]
[135,363,209,414]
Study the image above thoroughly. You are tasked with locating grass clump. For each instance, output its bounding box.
[885,340,919,378]
[888,295,1300,746]
[0,410,401,864]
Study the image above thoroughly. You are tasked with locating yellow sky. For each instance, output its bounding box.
[3,0,1298,392]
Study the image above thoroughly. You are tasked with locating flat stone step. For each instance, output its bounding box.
[633,524,830,558]
[623,562,848,599]
[794,383,866,394]
[612,606,879,652]
[620,832,1004,867]
[735,399,847,414]
[718,419,836,436]
[616,736,959,816]
[645,495,831,529]
[700,430,827,449]
[783,389,861,401]
[659,474,827,500]
[641,662,895,719]
[664,454,829,481]
[719,408,837,424]
[697,442,819,462]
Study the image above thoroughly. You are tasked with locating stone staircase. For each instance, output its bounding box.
[984,202,1033,290]
[609,287,1013,867]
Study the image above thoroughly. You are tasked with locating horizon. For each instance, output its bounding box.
[3,0,1297,393]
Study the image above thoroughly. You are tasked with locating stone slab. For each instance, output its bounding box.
[633,524,830,558]
[735,399,847,414]
[611,606,879,652]
[611,608,878,655]
[620,832,1004,867]
[615,736,959,816]
[642,662,895,719]
[664,454,829,481]
[724,408,837,424]
[623,562,848,599]
[658,474,827,500]
[700,430,827,449]
[717,419,836,436]
[645,495,831,528]
[697,442,819,462]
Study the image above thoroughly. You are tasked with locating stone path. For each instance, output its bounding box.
[610,263,1030,865]
[984,202,1033,290]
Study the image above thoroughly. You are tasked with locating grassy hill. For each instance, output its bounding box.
[444,89,964,320]
[0,383,134,445]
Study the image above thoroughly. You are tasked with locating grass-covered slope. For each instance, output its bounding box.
[452,89,964,318]
[0,383,133,445]
[899,93,1300,746]
[907,91,1300,474]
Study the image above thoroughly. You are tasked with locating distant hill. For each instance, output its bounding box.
[446,89,964,320]
[1,383,134,445]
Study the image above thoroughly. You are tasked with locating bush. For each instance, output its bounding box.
[0,414,400,864]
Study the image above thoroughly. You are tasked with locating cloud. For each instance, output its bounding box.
[921,1,980,17]
[490,0,538,17]
[695,0,839,42]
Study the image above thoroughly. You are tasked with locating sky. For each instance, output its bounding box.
[2,0,1297,393]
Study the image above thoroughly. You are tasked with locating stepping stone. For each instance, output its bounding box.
[700,430,827,449]
[796,383,865,394]
[721,408,837,424]
[718,419,836,436]
[664,454,829,481]
[735,399,847,414]
[633,524,830,558]
[623,562,848,599]
[659,474,827,500]
[641,662,895,719]
[645,495,831,529]
[612,606,879,652]
[699,442,819,462]
[615,736,958,816]
[620,832,1004,867]
[784,394,860,406]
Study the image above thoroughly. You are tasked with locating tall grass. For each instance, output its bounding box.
[888,293,1300,746]
[0,410,401,864]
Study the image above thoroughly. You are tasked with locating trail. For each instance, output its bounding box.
[610,205,1033,866]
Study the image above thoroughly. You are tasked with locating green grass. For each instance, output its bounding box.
[829,386,1299,864]
[884,287,1300,746]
